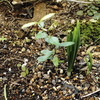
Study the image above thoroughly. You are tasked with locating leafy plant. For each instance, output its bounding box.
[17,63,29,77]
[84,52,92,74]
[0,36,7,42]
[77,4,100,20]
[22,13,74,67]
[67,20,80,76]
[36,32,74,67]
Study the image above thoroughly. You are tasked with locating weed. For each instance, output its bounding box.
[84,52,92,74]
[0,36,7,42]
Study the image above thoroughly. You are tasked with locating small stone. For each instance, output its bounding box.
[42,95,48,100]
[60,69,63,74]
[84,87,88,91]
[37,71,42,78]
[37,65,43,70]
[77,86,82,91]
[56,50,61,53]
[63,90,67,94]
[9,68,11,71]
[52,79,56,85]
[21,47,26,52]
[43,74,49,79]
[53,86,57,91]
[57,86,61,90]
[81,52,86,56]
[26,88,31,94]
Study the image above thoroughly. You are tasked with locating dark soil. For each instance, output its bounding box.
[0,0,100,100]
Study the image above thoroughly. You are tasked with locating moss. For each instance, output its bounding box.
[80,20,100,45]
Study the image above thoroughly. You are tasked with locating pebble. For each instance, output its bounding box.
[60,69,63,74]
[57,86,61,90]
[63,90,67,94]
[76,86,82,91]
[43,74,50,79]
[21,47,26,52]
[52,79,56,85]
[9,68,11,71]
[37,71,42,78]
[53,86,57,91]
[84,87,88,91]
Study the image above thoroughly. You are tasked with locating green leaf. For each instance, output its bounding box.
[38,21,45,28]
[21,66,26,71]
[35,31,48,39]
[92,13,100,20]
[21,22,37,29]
[59,42,74,47]
[21,72,26,77]
[17,64,21,67]
[37,55,49,62]
[52,56,59,67]
[41,50,54,55]
[40,13,55,22]
[25,68,29,74]
[45,36,59,45]
[77,10,83,16]
[67,20,80,76]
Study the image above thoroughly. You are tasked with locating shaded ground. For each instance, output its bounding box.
[0,1,100,100]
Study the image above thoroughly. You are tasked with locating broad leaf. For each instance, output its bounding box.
[40,13,55,22]
[41,50,54,55]
[38,21,45,28]
[59,42,74,47]
[21,66,26,71]
[21,22,37,29]
[21,72,26,77]
[52,56,59,67]
[35,31,48,39]
[45,36,59,45]
[37,55,49,62]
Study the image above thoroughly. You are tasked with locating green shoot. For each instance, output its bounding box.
[4,84,7,100]
[84,52,92,74]
[67,20,80,76]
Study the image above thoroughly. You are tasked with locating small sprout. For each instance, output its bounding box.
[52,56,59,67]
[4,84,7,100]
[17,64,21,67]
[0,36,7,42]
[84,52,92,74]
[21,72,27,77]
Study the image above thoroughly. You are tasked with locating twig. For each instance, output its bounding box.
[2,58,24,66]
[81,88,100,99]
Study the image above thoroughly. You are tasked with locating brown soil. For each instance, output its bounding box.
[0,1,100,100]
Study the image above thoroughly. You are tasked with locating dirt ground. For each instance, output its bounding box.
[0,0,100,100]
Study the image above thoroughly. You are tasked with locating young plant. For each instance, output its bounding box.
[17,59,29,77]
[67,20,80,76]
[36,34,74,67]
[0,36,7,42]
[21,13,74,67]
[84,52,92,74]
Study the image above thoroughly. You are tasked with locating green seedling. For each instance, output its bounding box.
[21,66,29,77]
[0,36,7,42]
[4,84,7,100]
[84,52,92,74]
[67,20,80,76]
[17,63,29,77]
[36,33,74,67]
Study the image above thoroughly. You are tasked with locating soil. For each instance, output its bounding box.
[0,0,100,100]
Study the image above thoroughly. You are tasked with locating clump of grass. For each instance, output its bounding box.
[67,20,80,76]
